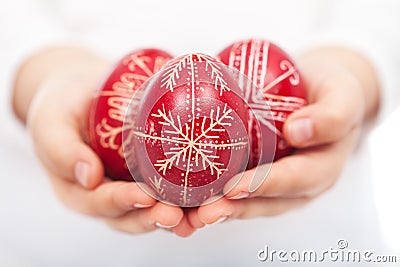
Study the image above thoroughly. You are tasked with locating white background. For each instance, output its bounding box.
[0,0,399,266]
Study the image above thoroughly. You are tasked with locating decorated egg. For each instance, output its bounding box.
[217,39,307,168]
[127,53,250,206]
[87,48,173,180]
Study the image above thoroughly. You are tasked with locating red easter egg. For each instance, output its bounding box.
[87,48,173,180]
[217,39,307,168]
[129,54,250,206]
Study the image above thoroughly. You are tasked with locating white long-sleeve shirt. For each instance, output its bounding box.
[0,1,399,266]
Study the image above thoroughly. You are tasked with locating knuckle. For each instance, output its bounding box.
[28,120,78,176]
[250,167,273,197]
[26,111,43,146]
[104,218,154,234]
[325,109,347,129]
[320,110,349,141]
[57,193,97,217]
[51,138,81,172]
[104,219,128,233]
[282,158,313,196]
[260,160,297,197]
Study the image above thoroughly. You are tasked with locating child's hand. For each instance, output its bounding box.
[187,47,380,226]
[13,47,195,237]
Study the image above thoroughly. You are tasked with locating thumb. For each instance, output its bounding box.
[283,68,364,148]
[27,93,104,189]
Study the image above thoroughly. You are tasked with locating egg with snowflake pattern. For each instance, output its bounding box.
[128,53,250,206]
[217,39,308,168]
[87,48,173,181]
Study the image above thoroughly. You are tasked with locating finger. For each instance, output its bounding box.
[171,213,196,238]
[105,202,184,234]
[50,176,156,218]
[284,64,365,148]
[224,129,359,199]
[187,208,206,229]
[29,112,103,189]
[27,82,103,189]
[198,197,235,225]
[232,197,311,219]
[197,197,310,224]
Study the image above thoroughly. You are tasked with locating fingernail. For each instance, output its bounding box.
[223,173,243,194]
[228,191,249,200]
[155,222,174,229]
[210,216,228,225]
[75,161,89,188]
[287,118,313,144]
[133,203,153,208]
